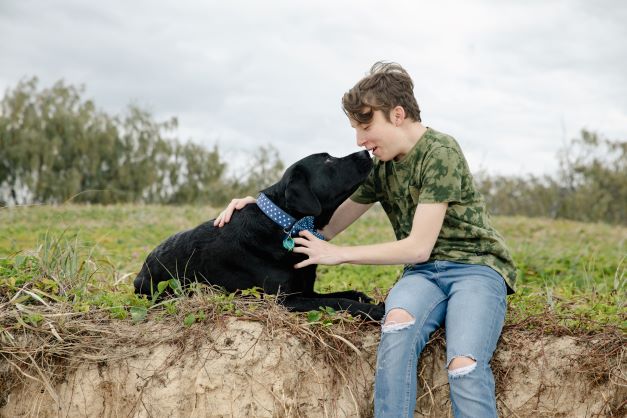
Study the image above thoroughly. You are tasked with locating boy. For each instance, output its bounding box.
[215,62,516,418]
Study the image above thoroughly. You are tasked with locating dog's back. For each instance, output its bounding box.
[134,207,292,295]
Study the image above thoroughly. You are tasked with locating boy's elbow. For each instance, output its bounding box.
[411,251,430,264]
[405,246,431,264]
[404,239,434,264]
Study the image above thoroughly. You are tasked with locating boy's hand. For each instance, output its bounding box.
[214,196,256,227]
[292,230,343,268]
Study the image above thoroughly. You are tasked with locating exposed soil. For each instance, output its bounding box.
[1,315,624,417]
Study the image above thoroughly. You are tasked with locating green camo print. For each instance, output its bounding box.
[351,128,517,293]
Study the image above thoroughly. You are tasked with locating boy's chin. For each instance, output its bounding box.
[377,153,395,162]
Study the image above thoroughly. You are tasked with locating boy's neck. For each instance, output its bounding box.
[395,121,428,161]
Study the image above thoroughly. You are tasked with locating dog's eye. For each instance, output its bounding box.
[324,158,334,165]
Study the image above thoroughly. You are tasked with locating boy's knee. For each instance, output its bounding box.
[447,356,477,378]
[381,308,415,333]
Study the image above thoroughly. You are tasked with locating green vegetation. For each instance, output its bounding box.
[0,205,624,332]
[0,78,283,206]
[475,130,626,225]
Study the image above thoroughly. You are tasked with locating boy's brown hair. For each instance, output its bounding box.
[342,61,421,124]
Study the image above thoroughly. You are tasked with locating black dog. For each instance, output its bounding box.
[134,150,384,320]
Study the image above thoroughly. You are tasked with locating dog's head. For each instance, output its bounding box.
[263,150,373,228]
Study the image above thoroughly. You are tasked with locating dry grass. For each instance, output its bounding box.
[0,285,379,408]
[1,284,625,416]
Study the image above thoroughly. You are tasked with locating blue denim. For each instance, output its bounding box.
[374,260,507,418]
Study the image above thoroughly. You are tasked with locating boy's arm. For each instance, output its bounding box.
[293,202,447,268]
[321,199,373,240]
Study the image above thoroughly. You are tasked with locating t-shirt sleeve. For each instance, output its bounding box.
[350,168,378,204]
[418,146,463,203]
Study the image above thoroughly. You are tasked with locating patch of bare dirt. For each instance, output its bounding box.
[1,315,624,417]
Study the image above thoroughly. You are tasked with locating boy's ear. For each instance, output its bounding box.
[284,166,322,216]
[391,105,406,126]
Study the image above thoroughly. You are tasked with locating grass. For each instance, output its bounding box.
[0,203,625,331]
[1,204,624,418]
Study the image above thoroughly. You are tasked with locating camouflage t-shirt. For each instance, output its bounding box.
[350,128,517,293]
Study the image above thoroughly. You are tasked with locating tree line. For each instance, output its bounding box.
[0,78,283,207]
[1,78,624,225]
[474,129,626,225]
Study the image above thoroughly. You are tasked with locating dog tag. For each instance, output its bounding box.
[283,236,295,251]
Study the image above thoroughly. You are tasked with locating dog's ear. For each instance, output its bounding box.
[284,166,322,216]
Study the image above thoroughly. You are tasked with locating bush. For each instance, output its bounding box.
[476,130,626,225]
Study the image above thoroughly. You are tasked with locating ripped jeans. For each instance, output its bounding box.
[374,260,507,418]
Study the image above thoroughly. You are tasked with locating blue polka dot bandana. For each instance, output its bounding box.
[257,193,325,251]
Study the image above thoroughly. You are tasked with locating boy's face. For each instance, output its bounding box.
[350,109,401,162]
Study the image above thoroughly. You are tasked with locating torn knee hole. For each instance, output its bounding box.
[381,308,416,333]
[447,356,477,378]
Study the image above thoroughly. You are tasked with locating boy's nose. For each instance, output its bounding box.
[356,132,366,147]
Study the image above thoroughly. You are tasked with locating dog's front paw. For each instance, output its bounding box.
[371,303,385,321]
[358,303,385,322]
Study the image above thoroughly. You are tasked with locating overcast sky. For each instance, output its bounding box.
[1,0,625,177]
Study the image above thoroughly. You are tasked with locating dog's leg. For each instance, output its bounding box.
[309,290,374,303]
[291,266,374,303]
[281,296,384,321]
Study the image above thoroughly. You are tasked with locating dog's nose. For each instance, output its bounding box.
[358,149,371,160]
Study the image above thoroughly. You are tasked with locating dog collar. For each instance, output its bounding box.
[256,193,325,251]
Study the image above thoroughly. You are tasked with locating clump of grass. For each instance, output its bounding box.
[507,283,625,333]
[0,230,149,318]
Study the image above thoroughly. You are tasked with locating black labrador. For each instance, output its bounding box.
[134,150,384,320]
